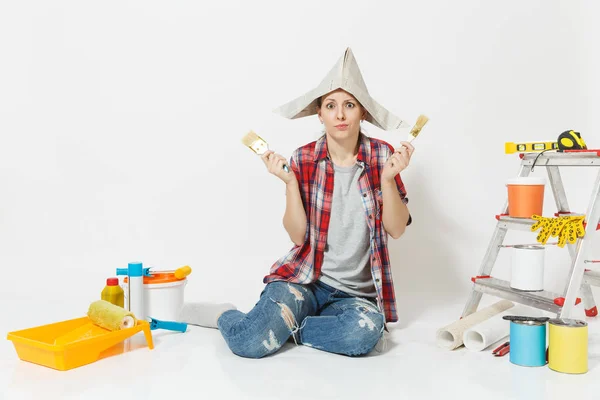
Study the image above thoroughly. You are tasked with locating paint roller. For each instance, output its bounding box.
[87,300,136,331]
[87,300,188,333]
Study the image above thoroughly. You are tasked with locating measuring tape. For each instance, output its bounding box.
[558,130,587,150]
[505,141,558,154]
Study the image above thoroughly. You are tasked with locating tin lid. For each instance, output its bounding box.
[512,320,547,326]
[548,318,588,327]
[503,315,549,325]
[506,177,546,186]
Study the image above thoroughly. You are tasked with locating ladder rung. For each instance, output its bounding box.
[495,215,536,231]
[472,277,561,313]
[520,152,600,166]
[584,270,600,286]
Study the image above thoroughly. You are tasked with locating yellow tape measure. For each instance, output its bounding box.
[505,141,558,154]
[558,130,587,150]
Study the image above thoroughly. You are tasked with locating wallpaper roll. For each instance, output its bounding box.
[436,300,514,350]
[462,305,537,351]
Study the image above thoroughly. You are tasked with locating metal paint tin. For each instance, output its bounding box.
[510,245,545,291]
[548,318,588,374]
[509,320,547,367]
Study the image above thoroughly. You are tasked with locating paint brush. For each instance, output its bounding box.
[407,114,429,143]
[241,130,289,173]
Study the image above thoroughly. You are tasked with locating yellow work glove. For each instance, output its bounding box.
[531,215,553,245]
[573,216,586,237]
[531,215,586,246]
[559,216,586,247]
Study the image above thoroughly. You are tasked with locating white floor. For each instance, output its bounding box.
[2,295,600,400]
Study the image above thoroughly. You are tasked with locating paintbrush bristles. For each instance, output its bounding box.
[410,115,429,136]
[242,130,270,155]
[241,130,260,147]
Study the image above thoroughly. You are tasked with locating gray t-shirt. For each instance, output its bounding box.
[319,163,376,297]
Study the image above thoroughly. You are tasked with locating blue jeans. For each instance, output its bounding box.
[217,280,385,358]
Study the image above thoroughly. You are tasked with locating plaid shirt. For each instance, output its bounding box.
[263,133,410,323]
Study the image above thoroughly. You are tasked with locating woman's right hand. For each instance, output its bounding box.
[261,150,295,184]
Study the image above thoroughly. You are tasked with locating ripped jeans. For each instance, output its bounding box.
[217,280,385,358]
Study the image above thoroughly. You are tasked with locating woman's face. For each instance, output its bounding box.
[317,89,366,140]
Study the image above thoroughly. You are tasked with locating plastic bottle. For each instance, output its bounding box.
[116,262,145,320]
[101,277,125,307]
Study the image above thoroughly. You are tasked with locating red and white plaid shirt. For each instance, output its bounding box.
[263,133,411,323]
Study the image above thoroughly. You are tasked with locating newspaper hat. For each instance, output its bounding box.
[273,47,409,131]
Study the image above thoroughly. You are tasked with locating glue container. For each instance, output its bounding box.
[117,262,145,320]
[101,277,124,307]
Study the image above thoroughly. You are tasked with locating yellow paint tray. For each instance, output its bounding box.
[6,316,154,371]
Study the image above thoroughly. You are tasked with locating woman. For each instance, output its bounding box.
[181,48,414,358]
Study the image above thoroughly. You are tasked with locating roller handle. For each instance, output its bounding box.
[149,317,188,333]
[116,269,146,277]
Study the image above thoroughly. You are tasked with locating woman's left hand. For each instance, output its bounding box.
[382,141,414,182]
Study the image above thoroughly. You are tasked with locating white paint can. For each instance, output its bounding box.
[510,245,545,291]
[125,273,187,321]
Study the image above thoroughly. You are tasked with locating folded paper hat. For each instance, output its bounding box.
[273,47,409,131]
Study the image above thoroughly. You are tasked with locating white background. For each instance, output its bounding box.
[3,2,600,399]
[1,0,599,325]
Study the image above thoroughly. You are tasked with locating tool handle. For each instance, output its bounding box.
[174,266,192,279]
[149,318,188,332]
[495,345,510,357]
[492,341,509,354]
[147,265,192,279]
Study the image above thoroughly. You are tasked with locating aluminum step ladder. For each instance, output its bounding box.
[462,150,600,319]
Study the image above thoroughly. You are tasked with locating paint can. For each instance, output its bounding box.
[125,272,187,321]
[510,245,545,291]
[509,319,547,367]
[548,318,588,374]
[506,177,545,218]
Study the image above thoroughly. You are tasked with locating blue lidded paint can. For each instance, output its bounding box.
[509,319,547,367]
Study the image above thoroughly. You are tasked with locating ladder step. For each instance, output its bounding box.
[472,277,561,313]
[521,151,600,166]
[583,270,600,286]
[495,215,536,232]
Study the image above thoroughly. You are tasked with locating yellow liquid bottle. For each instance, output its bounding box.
[101,277,125,307]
